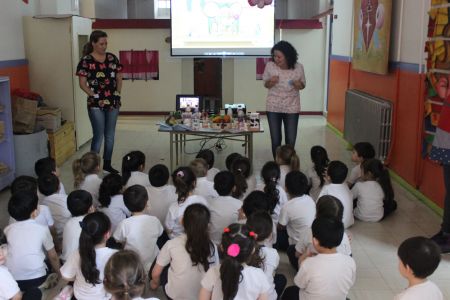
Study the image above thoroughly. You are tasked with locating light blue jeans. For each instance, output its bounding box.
[88,108,119,160]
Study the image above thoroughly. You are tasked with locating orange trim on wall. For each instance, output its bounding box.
[327,60,351,132]
[0,65,30,91]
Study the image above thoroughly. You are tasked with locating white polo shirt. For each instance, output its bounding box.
[352,181,384,222]
[61,215,84,261]
[125,171,150,188]
[319,183,355,228]
[394,280,443,300]
[0,265,20,300]
[42,193,72,238]
[193,177,219,201]
[9,204,54,228]
[208,195,242,245]
[80,174,102,207]
[98,194,131,233]
[146,184,177,227]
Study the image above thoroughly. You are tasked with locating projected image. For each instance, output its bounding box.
[171,0,275,56]
[179,97,200,109]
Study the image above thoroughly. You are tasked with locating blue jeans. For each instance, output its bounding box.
[88,108,119,161]
[266,112,300,158]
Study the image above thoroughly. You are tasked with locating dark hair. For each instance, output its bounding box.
[73,152,100,188]
[148,164,169,187]
[79,212,111,285]
[220,223,261,300]
[172,167,196,203]
[311,217,344,249]
[104,250,146,300]
[83,30,108,56]
[353,142,376,160]
[11,176,37,194]
[242,191,271,217]
[121,151,146,186]
[246,211,273,242]
[99,174,123,208]
[261,161,280,213]
[285,171,309,197]
[196,149,215,169]
[34,157,56,178]
[310,146,330,188]
[361,159,395,204]
[214,171,235,196]
[271,40,298,69]
[316,195,344,221]
[123,185,148,213]
[67,190,93,217]
[276,145,300,171]
[327,161,348,184]
[37,173,60,196]
[0,229,6,244]
[190,158,209,178]
[397,236,441,279]
[8,191,38,221]
[184,204,215,272]
[225,153,242,171]
[230,157,251,199]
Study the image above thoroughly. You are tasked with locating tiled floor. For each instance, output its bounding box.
[0,116,449,299]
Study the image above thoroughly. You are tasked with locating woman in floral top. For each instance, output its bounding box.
[77,30,122,173]
[263,41,306,158]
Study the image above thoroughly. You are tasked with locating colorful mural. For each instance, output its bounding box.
[352,0,392,74]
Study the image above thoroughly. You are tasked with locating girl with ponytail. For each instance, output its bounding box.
[104,250,158,300]
[230,156,256,200]
[307,145,330,201]
[151,204,219,300]
[259,161,288,223]
[199,223,270,300]
[72,151,102,207]
[164,166,208,239]
[98,174,130,232]
[352,158,397,222]
[275,144,300,190]
[60,211,117,300]
[121,151,150,188]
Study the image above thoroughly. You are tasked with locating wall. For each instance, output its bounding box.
[327,0,445,208]
[95,0,127,19]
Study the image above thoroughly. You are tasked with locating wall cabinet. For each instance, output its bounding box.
[0,77,15,190]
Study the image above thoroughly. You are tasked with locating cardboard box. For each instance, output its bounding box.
[48,121,76,166]
[36,107,61,132]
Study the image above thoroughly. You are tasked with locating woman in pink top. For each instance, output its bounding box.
[263,41,306,158]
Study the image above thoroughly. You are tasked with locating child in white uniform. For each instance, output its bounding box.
[306,145,329,201]
[113,185,163,274]
[319,160,354,228]
[151,204,219,300]
[165,167,209,239]
[98,173,130,233]
[190,158,219,200]
[0,231,21,300]
[347,142,376,187]
[5,191,60,299]
[289,195,352,270]
[208,171,242,245]
[275,144,300,191]
[39,174,71,243]
[279,171,315,251]
[247,212,286,300]
[35,157,66,202]
[61,212,117,300]
[282,218,356,300]
[122,150,150,188]
[395,236,443,300]
[196,149,220,182]
[352,158,397,222]
[73,152,102,207]
[230,156,256,200]
[104,250,159,300]
[199,223,271,300]
[61,190,94,262]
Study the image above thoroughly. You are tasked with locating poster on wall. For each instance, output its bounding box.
[352,0,392,74]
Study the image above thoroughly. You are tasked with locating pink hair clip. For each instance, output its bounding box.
[227,243,240,257]
[249,231,257,239]
[177,170,184,177]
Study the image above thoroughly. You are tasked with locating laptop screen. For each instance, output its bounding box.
[176,95,202,111]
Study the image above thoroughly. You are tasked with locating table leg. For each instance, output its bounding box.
[249,133,254,166]
[175,133,179,167]
[170,132,174,171]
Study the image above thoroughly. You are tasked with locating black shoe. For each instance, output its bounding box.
[103,159,119,174]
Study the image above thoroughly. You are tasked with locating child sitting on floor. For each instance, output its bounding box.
[122,150,150,188]
[196,149,220,182]
[347,142,375,187]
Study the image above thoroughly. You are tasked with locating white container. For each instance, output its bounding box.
[249,113,260,130]
[39,0,80,15]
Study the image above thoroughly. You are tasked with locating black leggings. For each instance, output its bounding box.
[442,164,450,233]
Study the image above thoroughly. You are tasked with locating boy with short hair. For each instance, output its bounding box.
[395,236,443,300]
[38,174,71,243]
[282,218,356,300]
[208,171,242,244]
[61,190,94,261]
[35,157,66,201]
[5,191,61,298]
[196,149,220,182]
[319,160,354,228]
[347,142,375,187]
[113,185,164,273]
[190,158,218,200]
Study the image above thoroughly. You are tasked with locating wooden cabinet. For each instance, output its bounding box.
[48,121,76,167]
[0,77,15,189]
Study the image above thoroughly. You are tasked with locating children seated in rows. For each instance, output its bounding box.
[275,144,300,191]
[348,142,375,187]
[122,150,150,188]
[319,160,354,228]
[190,158,218,200]
[196,149,220,182]
[73,152,102,207]
[306,145,329,201]
[208,171,242,245]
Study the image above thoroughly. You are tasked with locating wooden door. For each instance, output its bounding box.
[194,58,222,98]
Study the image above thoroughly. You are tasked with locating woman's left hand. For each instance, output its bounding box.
[292,79,305,90]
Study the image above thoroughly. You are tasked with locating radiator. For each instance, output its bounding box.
[343,89,393,161]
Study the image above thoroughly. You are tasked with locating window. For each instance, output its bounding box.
[119,50,159,81]
[155,0,170,19]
